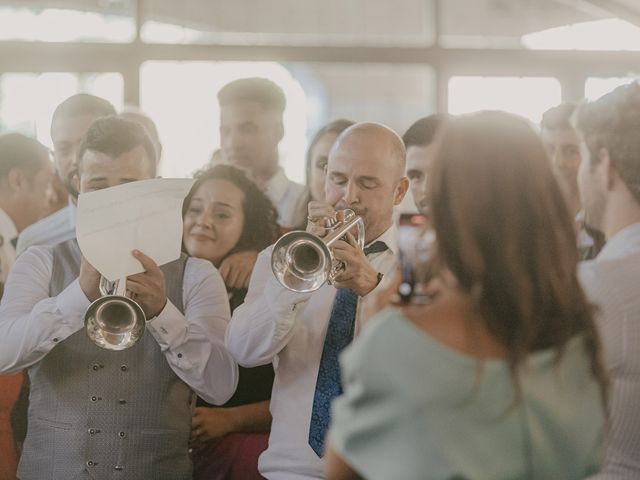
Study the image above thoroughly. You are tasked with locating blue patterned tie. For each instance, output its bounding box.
[308,240,388,457]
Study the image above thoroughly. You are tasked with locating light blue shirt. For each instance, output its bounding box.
[330,308,605,480]
[16,199,76,256]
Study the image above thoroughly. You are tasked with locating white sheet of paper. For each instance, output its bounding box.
[76,178,194,281]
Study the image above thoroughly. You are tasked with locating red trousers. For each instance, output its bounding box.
[192,432,268,480]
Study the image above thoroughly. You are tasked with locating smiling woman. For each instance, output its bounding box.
[182,164,280,480]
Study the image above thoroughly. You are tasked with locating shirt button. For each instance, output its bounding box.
[114,465,124,471]
[88,428,96,435]
[53,337,59,343]
[86,460,96,467]
[91,363,103,371]
[177,353,183,358]
[90,396,97,402]
[118,431,126,438]
[120,365,128,372]
[118,399,127,405]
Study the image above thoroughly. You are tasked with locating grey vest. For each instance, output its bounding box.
[18,239,192,480]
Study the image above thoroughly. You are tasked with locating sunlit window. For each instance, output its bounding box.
[0,73,124,147]
[448,76,562,124]
[522,18,640,51]
[140,62,308,181]
[585,76,639,101]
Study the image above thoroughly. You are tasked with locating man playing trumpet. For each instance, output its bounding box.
[226,122,409,479]
[0,116,238,480]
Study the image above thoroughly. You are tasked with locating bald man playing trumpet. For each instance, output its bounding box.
[226,122,409,479]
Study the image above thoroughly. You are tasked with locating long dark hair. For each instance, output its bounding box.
[429,111,608,403]
[183,164,280,260]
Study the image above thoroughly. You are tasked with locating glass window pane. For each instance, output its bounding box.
[585,76,639,101]
[0,2,135,42]
[448,76,561,124]
[140,61,309,181]
[140,61,435,183]
[141,0,435,46]
[0,72,124,147]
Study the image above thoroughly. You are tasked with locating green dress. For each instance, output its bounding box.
[329,308,605,480]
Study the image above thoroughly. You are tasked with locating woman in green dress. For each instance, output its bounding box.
[325,111,609,480]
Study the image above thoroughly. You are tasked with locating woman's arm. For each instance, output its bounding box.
[191,400,271,443]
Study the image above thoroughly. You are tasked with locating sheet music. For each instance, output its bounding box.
[76,178,193,281]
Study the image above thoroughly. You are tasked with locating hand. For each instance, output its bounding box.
[79,257,102,302]
[306,201,336,238]
[218,250,258,290]
[126,250,167,318]
[191,407,235,444]
[331,233,380,297]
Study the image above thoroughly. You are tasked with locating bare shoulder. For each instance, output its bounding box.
[401,292,507,359]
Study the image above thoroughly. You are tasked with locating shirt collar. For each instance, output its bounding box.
[597,222,640,262]
[0,207,18,244]
[264,167,290,205]
[365,224,398,257]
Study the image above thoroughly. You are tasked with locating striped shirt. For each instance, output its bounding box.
[580,222,640,479]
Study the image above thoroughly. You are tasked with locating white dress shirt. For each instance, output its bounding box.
[265,167,309,230]
[0,245,239,405]
[15,198,76,256]
[226,226,398,480]
[0,208,18,284]
[580,222,640,479]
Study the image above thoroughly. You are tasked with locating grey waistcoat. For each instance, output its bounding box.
[18,239,193,480]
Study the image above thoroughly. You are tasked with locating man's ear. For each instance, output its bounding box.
[393,177,410,206]
[6,168,24,193]
[599,148,617,191]
[274,119,285,144]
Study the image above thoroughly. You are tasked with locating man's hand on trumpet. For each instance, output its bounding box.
[331,232,380,297]
[306,200,337,237]
[126,249,167,319]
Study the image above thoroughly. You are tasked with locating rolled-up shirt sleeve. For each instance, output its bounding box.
[0,246,88,374]
[146,257,238,405]
[225,247,313,367]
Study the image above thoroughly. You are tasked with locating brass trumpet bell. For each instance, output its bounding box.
[271,209,365,293]
[85,277,146,351]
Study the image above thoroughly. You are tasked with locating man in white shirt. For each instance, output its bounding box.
[0,133,52,479]
[218,77,308,230]
[575,82,640,479]
[0,116,238,479]
[0,133,52,286]
[16,94,116,256]
[226,122,409,479]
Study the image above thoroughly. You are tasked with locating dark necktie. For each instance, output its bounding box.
[308,240,388,457]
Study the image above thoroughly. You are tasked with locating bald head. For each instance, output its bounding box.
[331,122,406,178]
[325,122,409,242]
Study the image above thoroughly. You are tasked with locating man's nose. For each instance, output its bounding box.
[342,182,358,205]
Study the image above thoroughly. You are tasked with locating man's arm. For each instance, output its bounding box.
[145,257,239,406]
[0,247,89,374]
[225,247,312,367]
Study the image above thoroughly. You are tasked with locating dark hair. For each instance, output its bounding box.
[51,93,116,130]
[305,119,355,188]
[119,110,161,147]
[183,164,279,258]
[78,116,157,176]
[429,110,608,404]
[217,78,286,114]
[0,133,49,180]
[576,82,640,203]
[402,114,449,149]
[541,103,576,131]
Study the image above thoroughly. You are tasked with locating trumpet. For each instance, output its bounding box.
[85,276,146,351]
[271,209,365,293]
